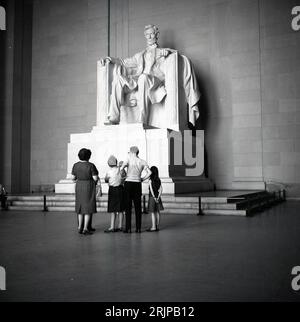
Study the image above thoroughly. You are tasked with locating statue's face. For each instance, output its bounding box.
[144,28,158,46]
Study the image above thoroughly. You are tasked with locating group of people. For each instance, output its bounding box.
[71,146,163,235]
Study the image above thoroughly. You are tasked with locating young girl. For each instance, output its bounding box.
[104,155,126,232]
[147,166,164,232]
[117,160,126,230]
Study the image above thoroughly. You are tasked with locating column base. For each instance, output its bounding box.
[232,180,266,190]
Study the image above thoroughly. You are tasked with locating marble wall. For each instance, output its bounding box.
[0,0,12,192]
[31,0,108,191]
[29,0,300,196]
[0,0,32,193]
[260,0,300,196]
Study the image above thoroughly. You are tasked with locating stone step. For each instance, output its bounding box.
[14,203,200,211]
[7,196,47,201]
[6,190,284,216]
[8,194,201,203]
[11,201,45,206]
[7,195,74,202]
[247,196,280,215]
[9,206,44,211]
[202,209,247,216]
[202,203,238,210]
[10,201,106,207]
[9,200,243,211]
[45,207,199,215]
[7,190,269,201]
[161,208,199,215]
[201,197,234,204]
[47,207,108,212]
[8,196,244,207]
[12,195,268,208]
[7,205,242,216]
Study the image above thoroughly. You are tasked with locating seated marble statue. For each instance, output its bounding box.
[100,24,200,128]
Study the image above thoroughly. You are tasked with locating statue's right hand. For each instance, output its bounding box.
[100,57,112,66]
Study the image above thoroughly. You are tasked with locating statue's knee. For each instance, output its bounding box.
[112,78,123,90]
[112,76,121,84]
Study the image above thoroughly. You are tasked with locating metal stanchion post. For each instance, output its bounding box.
[282,189,286,201]
[43,195,48,212]
[197,196,204,216]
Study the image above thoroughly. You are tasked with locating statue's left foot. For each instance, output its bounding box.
[138,114,145,124]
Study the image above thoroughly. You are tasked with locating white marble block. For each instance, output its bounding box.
[55,123,213,194]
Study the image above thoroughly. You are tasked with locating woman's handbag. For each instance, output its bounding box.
[96,181,102,198]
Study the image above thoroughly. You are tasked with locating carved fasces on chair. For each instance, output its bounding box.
[97,60,110,125]
[97,52,179,131]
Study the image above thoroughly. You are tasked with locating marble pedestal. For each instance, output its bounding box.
[55,123,213,194]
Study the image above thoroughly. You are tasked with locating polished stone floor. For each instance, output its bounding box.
[0,201,300,302]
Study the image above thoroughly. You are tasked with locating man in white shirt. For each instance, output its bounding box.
[121,146,152,233]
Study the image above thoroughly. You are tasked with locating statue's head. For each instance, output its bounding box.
[144,24,159,46]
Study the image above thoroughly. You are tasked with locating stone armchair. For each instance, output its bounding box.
[97,51,180,131]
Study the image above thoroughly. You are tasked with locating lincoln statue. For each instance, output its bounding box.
[100,24,201,128]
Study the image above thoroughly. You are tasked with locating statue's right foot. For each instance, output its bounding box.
[107,117,119,125]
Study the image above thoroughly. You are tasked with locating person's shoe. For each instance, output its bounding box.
[89,227,96,232]
[146,228,156,232]
[123,229,131,233]
[78,228,83,234]
[135,229,142,233]
[104,228,115,233]
[83,229,93,235]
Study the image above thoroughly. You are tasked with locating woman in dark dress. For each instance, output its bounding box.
[71,148,100,235]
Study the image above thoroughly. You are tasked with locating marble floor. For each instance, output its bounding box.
[0,201,300,302]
